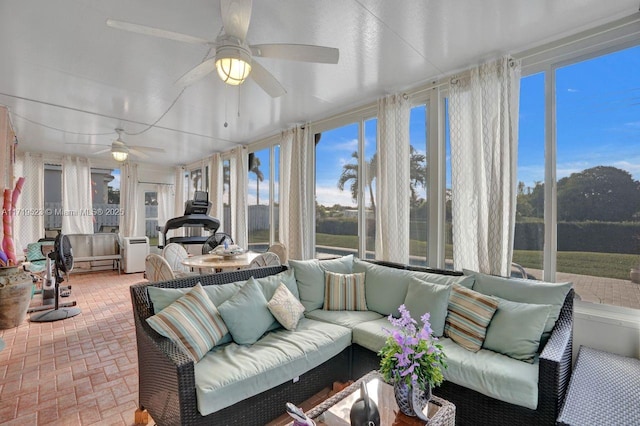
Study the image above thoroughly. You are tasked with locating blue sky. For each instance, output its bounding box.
[305,43,640,207]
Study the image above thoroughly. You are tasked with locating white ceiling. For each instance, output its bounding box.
[1,0,638,166]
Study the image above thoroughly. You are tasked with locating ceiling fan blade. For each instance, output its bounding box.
[92,148,111,155]
[106,19,212,45]
[221,0,252,41]
[249,61,286,98]
[251,44,339,64]
[130,145,165,153]
[175,57,217,87]
[129,148,150,159]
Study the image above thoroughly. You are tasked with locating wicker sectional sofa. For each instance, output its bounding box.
[130,257,573,426]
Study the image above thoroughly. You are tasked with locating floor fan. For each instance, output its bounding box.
[30,234,81,322]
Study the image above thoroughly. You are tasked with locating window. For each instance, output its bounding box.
[315,123,359,258]
[90,168,120,233]
[363,118,377,259]
[409,105,428,266]
[553,45,640,309]
[222,159,231,235]
[514,73,545,277]
[43,164,62,233]
[248,148,270,251]
[144,190,158,246]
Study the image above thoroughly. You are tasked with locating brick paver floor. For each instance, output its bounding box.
[0,270,147,425]
[527,268,640,310]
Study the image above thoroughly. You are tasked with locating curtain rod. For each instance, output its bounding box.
[138,180,173,186]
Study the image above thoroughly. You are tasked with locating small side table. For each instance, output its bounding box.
[557,346,640,425]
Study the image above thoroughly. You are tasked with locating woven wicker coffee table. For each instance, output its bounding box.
[296,370,455,425]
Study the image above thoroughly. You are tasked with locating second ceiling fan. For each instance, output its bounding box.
[107,0,339,97]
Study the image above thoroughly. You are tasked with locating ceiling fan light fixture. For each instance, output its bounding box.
[215,44,252,85]
[112,145,129,162]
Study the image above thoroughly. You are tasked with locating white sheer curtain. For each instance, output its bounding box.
[172,166,186,237]
[14,152,44,254]
[449,56,521,276]
[280,125,314,260]
[208,153,224,224]
[376,94,411,263]
[156,184,174,234]
[119,162,139,237]
[61,156,93,234]
[230,147,248,249]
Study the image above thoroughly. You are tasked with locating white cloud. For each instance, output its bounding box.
[567,88,579,93]
[315,185,357,207]
[624,121,640,128]
[612,159,640,179]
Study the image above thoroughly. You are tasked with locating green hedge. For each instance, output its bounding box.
[318,218,640,255]
[514,222,640,254]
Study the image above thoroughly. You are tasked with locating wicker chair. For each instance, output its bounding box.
[162,243,193,275]
[267,242,288,264]
[145,254,176,282]
[248,252,281,268]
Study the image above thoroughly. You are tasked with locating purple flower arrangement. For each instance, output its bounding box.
[378,304,447,391]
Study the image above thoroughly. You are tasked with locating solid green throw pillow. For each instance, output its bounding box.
[217,277,276,345]
[483,297,551,363]
[146,283,228,362]
[403,277,452,337]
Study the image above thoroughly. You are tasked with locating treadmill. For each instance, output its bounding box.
[160,191,220,248]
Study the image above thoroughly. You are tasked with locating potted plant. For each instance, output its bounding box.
[0,178,32,330]
[379,304,447,419]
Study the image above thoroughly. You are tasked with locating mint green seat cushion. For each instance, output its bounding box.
[305,309,383,329]
[403,277,452,337]
[465,269,572,345]
[194,318,352,416]
[352,317,399,352]
[483,297,551,363]
[289,255,354,312]
[217,277,276,345]
[439,337,539,410]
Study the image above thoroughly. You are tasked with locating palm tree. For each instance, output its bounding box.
[337,147,427,210]
[249,156,265,205]
[409,146,427,206]
[338,151,377,211]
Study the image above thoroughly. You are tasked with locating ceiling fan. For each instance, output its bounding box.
[106,0,339,97]
[67,129,165,162]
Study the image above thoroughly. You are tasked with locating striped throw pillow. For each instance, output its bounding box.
[146,283,228,362]
[444,285,498,352]
[323,271,368,311]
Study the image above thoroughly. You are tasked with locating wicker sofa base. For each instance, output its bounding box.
[132,263,573,426]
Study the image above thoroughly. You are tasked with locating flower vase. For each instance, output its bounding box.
[393,381,431,420]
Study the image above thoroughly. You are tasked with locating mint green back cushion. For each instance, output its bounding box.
[483,297,551,363]
[218,277,276,345]
[465,269,571,345]
[352,259,410,316]
[403,277,452,337]
[289,255,354,311]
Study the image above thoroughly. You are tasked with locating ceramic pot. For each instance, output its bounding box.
[393,381,431,420]
[0,265,33,329]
